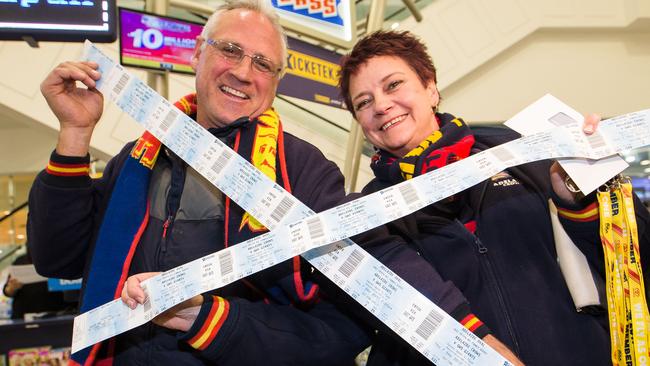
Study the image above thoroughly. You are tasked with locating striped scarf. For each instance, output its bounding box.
[371,113,474,183]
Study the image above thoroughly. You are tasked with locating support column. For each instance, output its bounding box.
[342,0,386,193]
[145,0,170,99]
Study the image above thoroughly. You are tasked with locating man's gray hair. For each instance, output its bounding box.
[200,0,288,73]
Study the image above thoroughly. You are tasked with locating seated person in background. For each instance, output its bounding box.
[3,252,73,320]
[337,30,650,365]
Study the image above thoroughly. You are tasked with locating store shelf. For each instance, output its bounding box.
[0,315,73,354]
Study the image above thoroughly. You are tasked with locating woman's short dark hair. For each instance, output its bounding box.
[339,30,438,116]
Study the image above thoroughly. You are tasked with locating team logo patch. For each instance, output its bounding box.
[490,171,519,187]
[130,132,161,169]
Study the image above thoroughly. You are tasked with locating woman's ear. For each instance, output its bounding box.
[426,80,440,109]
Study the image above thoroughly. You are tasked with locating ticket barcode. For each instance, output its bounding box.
[587,133,606,149]
[415,309,444,340]
[270,196,294,224]
[142,285,152,313]
[72,316,86,344]
[112,74,130,96]
[398,183,419,205]
[160,109,178,132]
[491,147,515,163]
[211,150,233,175]
[306,217,324,240]
[218,251,233,276]
[338,249,365,278]
[548,112,577,127]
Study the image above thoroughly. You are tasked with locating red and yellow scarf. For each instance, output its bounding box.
[370,113,474,184]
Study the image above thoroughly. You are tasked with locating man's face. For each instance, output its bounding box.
[191,9,282,129]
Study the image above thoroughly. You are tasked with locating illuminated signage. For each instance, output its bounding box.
[272,0,355,49]
[275,0,341,23]
[0,0,116,42]
[286,49,340,87]
[119,8,202,74]
[278,36,344,109]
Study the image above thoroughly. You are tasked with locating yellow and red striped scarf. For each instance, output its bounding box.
[174,93,281,233]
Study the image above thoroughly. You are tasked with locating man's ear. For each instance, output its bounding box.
[191,37,204,72]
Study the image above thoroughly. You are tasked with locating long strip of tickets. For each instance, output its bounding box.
[74,41,650,365]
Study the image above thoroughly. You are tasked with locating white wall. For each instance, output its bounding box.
[400,0,650,121]
[441,29,650,123]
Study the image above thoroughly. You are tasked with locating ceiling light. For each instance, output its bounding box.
[391,22,399,30]
[626,155,636,163]
[644,167,650,173]
[641,160,650,166]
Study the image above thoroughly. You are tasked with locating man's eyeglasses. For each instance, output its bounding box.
[206,39,282,77]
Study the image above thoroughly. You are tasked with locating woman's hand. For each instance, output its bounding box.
[483,334,525,366]
[550,114,601,202]
[121,272,203,332]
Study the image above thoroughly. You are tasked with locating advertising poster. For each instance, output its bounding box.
[119,8,202,74]
[278,36,345,109]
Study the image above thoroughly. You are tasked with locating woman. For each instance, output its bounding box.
[339,30,650,365]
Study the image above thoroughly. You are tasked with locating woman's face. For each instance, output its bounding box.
[349,55,440,157]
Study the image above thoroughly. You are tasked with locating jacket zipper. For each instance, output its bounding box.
[474,236,521,355]
[161,214,173,250]
[158,150,184,266]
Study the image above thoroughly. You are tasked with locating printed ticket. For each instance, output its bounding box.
[504,94,629,194]
[9,264,48,284]
[73,41,650,365]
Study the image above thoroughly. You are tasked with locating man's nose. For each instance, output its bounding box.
[228,56,254,81]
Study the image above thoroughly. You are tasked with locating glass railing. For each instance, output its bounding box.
[0,174,33,247]
[0,202,28,247]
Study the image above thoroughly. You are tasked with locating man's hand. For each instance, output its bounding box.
[152,295,203,332]
[40,61,104,157]
[550,113,602,202]
[121,272,203,332]
[483,334,525,366]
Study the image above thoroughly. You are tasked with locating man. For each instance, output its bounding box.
[29,0,368,364]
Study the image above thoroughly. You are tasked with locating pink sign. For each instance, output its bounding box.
[119,8,203,74]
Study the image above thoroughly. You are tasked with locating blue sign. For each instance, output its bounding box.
[48,278,82,291]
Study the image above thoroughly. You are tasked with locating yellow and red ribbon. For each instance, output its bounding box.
[598,179,650,365]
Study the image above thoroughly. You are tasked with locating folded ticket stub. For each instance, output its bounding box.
[74,40,650,365]
[505,93,629,194]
